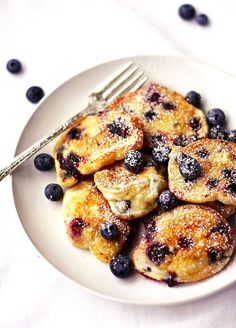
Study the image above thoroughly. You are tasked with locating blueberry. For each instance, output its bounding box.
[189,117,201,131]
[34,153,54,171]
[196,14,209,26]
[44,183,63,201]
[178,4,196,20]
[108,118,129,138]
[67,128,82,140]
[157,190,178,211]
[208,125,227,140]
[185,91,201,108]
[152,145,171,165]
[207,108,226,127]
[110,255,133,278]
[6,59,22,74]
[178,236,193,249]
[228,130,236,143]
[162,102,176,110]
[208,248,224,264]
[150,92,160,103]
[26,86,44,103]
[100,221,119,240]
[147,243,170,265]
[124,151,145,173]
[179,155,201,181]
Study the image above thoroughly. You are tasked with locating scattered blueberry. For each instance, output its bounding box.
[44,183,63,201]
[157,190,178,211]
[228,130,236,143]
[207,108,226,127]
[196,14,209,26]
[147,243,170,265]
[110,255,133,278]
[100,221,119,240]
[226,183,236,195]
[178,4,196,20]
[26,86,44,103]
[34,153,54,171]
[208,125,228,140]
[6,59,22,74]
[185,91,201,108]
[179,155,201,181]
[124,151,145,173]
[152,145,171,165]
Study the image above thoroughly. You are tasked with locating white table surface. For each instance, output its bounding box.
[1,0,236,327]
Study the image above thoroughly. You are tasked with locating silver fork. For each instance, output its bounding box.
[0,63,148,181]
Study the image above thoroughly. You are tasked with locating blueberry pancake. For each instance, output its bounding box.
[133,205,234,285]
[108,83,208,149]
[63,180,131,263]
[53,110,144,187]
[168,139,236,205]
[94,161,167,219]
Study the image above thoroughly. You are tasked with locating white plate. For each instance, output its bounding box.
[12,56,236,305]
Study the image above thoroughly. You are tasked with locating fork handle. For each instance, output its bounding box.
[0,105,96,182]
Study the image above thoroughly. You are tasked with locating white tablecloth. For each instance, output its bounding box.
[1,1,236,327]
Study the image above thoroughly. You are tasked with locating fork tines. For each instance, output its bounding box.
[101,63,148,104]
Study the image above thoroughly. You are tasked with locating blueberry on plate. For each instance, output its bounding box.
[179,155,201,181]
[196,14,209,26]
[34,153,55,171]
[26,86,44,103]
[152,145,171,165]
[178,4,196,20]
[185,91,201,108]
[124,150,145,173]
[228,130,236,143]
[207,108,226,127]
[110,255,133,278]
[100,222,119,240]
[6,59,22,73]
[157,190,178,211]
[208,125,228,140]
[44,183,63,201]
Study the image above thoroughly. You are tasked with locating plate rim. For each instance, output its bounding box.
[11,55,236,306]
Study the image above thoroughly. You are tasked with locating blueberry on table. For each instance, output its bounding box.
[185,91,201,108]
[228,130,236,143]
[196,14,209,26]
[124,151,145,173]
[44,183,63,201]
[6,59,22,73]
[207,108,226,127]
[34,153,54,171]
[110,255,133,278]
[26,86,44,103]
[208,126,228,140]
[157,190,178,211]
[178,4,196,20]
[152,145,171,165]
[179,155,201,181]
[100,222,119,240]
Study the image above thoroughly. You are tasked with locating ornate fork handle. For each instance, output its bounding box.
[0,104,97,182]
